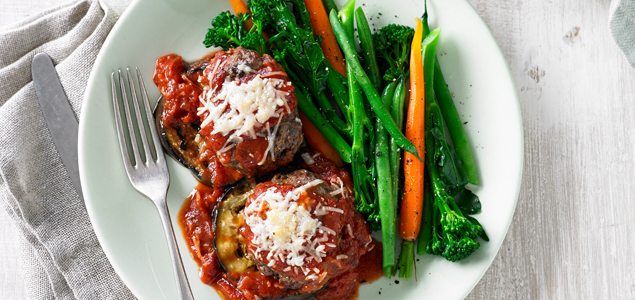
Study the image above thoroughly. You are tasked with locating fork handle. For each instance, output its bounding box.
[157,201,195,300]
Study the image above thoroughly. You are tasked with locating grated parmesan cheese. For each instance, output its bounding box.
[197,74,289,162]
[314,204,344,216]
[244,179,335,277]
[329,176,347,197]
[301,153,315,165]
[257,117,283,165]
[346,224,354,237]
[323,206,344,214]
[306,274,318,280]
[236,62,254,73]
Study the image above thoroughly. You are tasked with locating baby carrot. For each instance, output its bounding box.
[304,0,347,76]
[400,18,425,241]
[229,0,249,15]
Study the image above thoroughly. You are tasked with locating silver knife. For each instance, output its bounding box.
[32,53,83,199]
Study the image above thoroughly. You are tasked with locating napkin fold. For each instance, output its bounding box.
[0,0,134,299]
[610,0,635,67]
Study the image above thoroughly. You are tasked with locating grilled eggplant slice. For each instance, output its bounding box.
[153,97,207,183]
[213,182,255,274]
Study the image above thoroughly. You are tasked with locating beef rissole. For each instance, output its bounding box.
[183,153,376,300]
[153,47,303,187]
[241,168,374,295]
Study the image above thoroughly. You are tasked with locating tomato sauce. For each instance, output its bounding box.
[153,54,206,125]
[178,157,383,300]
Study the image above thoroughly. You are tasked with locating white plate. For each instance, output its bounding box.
[79,0,523,299]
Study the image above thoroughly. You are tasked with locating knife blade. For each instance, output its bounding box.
[32,53,83,199]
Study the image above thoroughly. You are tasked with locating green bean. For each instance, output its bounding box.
[424,30,468,191]
[283,59,351,140]
[338,0,358,123]
[423,1,431,36]
[337,0,356,38]
[295,88,352,163]
[376,82,397,276]
[391,78,408,128]
[423,29,441,94]
[433,63,480,185]
[416,178,434,255]
[339,0,378,227]
[329,10,420,158]
[350,63,376,223]
[421,1,478,184]
[355,7,382,90]
[422,30,441,148]
[326,67,350,119]
[389,78,407,200]
[315,92,352,140]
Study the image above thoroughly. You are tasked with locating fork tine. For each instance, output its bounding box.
[126,67,153,165]
[136,67,164,164]
[118,69,142,167]
[111,71,134,170]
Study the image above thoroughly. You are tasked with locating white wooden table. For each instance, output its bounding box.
[2,0,634,299]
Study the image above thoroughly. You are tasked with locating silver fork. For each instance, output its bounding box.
[111,68,194,300]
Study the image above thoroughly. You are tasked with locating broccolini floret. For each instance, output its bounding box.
[248,0,329,96]
[373,24,415,82]
[427,175,482,262]
[203,11,266,54]
[424,102,488,261]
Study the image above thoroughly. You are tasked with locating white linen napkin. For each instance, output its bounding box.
[0,0,134,299]
[610,0,635,67]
